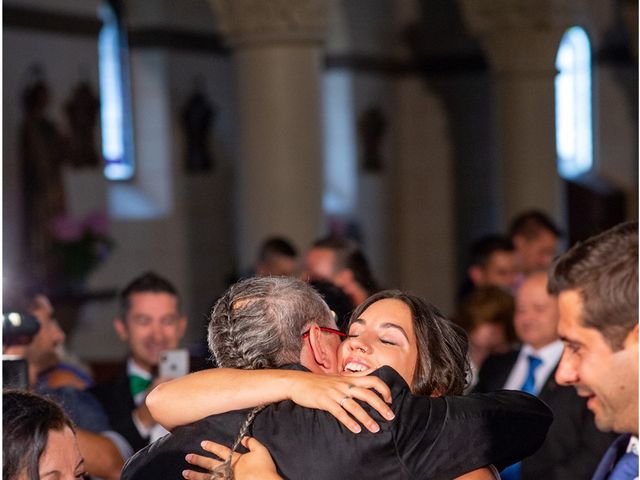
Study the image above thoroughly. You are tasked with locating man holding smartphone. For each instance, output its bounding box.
[90,271,188,452]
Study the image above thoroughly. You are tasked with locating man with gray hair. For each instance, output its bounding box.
[123,276,551,480]
[208,276,340,373]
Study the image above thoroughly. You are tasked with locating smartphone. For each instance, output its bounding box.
[159,349,190,378]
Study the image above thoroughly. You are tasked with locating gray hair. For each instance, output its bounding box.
[208,276,334,369]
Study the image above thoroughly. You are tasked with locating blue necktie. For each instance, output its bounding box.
[609,452,638,480]
[500,355,544,480]
[520,354,543,394]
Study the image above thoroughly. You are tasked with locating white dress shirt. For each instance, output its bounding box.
[503,340,564,394]
[127,358,169,442]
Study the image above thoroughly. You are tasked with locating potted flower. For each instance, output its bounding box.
[50,211,115,290]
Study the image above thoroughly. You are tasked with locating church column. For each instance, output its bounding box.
[459,1,579,225]
[209,0,332,269]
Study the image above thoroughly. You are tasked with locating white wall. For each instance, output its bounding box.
[3,0,637,361]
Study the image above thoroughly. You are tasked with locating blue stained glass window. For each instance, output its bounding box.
[98,3,135,180]
[555,26,593,180]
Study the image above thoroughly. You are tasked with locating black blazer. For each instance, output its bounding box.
[89,367,149,452]
[475,349,616,480]
[122,365,552,480]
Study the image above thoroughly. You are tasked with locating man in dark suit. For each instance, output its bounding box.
[549,222,638,480]
[475,271,615,479]
[89,272,187,452]
[122,276,552,479]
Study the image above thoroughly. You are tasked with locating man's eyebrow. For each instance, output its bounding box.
[559,336,582,346]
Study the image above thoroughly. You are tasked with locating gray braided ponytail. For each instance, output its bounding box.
[205,277,334,478]
[209,405,267,480]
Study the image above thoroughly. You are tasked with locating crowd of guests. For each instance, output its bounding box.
[2,211,637,480]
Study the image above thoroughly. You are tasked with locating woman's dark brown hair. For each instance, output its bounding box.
[3,389,75,480]
[349,290,470,396]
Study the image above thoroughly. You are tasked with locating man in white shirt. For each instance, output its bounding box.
[549,221,638,480]
[476,271,615,479]
[89,271,188,452]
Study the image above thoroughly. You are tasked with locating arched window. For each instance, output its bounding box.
[322,70,357,216]
[555,26,593,180]
[98,2,135,180]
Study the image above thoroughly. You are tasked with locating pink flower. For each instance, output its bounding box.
[51,215,83,242]
[83,211,109,236]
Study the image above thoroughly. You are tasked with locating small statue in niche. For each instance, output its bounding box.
[358,105,387,173]
[181,79,217,172]
[64,80,101,168]
[19,66,69,286]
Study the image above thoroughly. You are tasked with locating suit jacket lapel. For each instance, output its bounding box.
[591,434,632,480]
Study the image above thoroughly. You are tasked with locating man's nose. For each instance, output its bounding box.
[52,321,65,343]
[555,348,578,385]
[150,322,165,342]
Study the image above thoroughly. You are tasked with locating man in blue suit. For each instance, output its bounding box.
[549,221,638,480]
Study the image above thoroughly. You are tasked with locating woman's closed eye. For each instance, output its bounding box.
[346,331,400,346]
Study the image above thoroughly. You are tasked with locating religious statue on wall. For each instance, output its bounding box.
[19,67,69,287]
[64,80,101,168]
[181,80,217,172]
[358,105,387,173]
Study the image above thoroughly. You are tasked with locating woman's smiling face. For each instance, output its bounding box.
[339,298,419,388]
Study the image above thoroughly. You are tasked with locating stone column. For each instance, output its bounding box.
[209,0,332,269]
[459,0,580,225]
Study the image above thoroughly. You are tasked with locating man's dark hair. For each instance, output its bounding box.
[349,290,470,396]
[509,210,562,240]
[258,237,297,262]
[308,279,354,331]
[469,235,514,267]
[312,236,379,294]
[119,271,180,318]
[3,389,75,480]
[548,221,638,350]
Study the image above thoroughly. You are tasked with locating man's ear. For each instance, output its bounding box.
[334,269,353,289]
[307,325,333,370]
[624,323,639,348]
[512,234,526,250]
[468,265,484,286]
[113,317,129,341]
